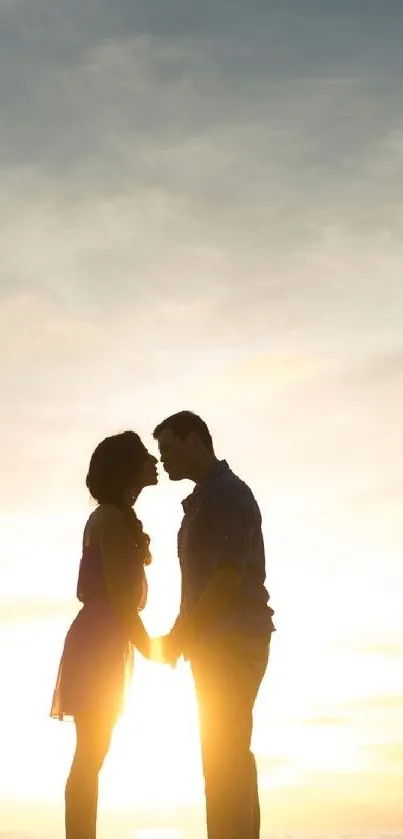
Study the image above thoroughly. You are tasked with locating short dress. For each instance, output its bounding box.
[50,509,148,721]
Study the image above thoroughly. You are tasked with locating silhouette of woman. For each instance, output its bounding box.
[51,431,159,839]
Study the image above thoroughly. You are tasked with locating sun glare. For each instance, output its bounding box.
[1,492,400,834]
[100,656,203,809]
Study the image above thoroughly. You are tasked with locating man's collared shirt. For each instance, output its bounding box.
[177,460,275,639]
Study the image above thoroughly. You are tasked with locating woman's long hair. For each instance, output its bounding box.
[86,430,151,565]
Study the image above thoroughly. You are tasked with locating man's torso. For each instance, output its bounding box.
[178,461,275,641]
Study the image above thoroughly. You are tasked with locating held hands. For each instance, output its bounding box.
[135,619,197,665]
[149,631,182,666]
[153,619,199,664]
[132,617,180,664]
[148,620,198,666]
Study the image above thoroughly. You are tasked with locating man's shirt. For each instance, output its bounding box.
[177,460,275,639]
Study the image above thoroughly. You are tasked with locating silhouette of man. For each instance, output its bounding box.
[153,411,275,839]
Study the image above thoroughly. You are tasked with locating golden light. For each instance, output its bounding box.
[135,832,182,839]
[100,656,204,809]
[1,497,402,834]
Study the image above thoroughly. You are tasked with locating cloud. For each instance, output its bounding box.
[341,350,403,391]
[365,740,403,768]
[0,598,73,625]
[210,352,326,393]
[329,640,403,658]
[301,715,348,727]
[345,695,403,713]
[259,768,403,830]
[305,695,403,727]
[0,0,401,613]
[1,0,403,244]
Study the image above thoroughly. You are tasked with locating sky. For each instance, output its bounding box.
[1,0,403,837]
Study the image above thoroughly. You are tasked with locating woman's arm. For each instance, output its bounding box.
[97,505,150,655]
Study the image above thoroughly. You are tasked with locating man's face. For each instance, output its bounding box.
[157,428,192,481]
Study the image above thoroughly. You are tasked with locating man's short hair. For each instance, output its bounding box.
[153,411,214,451]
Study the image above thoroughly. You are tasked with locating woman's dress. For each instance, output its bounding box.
[51,511,147,721]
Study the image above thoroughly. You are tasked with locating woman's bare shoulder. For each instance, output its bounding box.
[83,504,125,545]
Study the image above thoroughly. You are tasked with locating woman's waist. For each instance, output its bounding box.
[79,595,113,608]
[72,599,127,630]
[77,576,147,612]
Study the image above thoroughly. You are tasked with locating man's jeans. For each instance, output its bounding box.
[191,631,271,839]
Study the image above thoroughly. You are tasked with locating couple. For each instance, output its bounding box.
[51,411,275,839]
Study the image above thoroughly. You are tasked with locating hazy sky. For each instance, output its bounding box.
[1,1,403,837]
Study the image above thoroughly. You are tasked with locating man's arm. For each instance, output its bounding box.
[161,566,241,661]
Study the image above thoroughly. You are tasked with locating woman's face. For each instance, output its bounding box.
[121,446,158,506]
[138,450,159,488]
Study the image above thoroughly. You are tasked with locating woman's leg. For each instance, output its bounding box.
[65,712,115,839]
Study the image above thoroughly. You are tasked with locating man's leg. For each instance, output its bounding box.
[192,633,270,839]
[251,752,260,839]
[235,637,268,839]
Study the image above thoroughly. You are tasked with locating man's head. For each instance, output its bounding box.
[153,411,215,482]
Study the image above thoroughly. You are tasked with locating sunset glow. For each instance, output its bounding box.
[1,1,403,838]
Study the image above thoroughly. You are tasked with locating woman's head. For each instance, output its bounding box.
[86,430,158,507]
